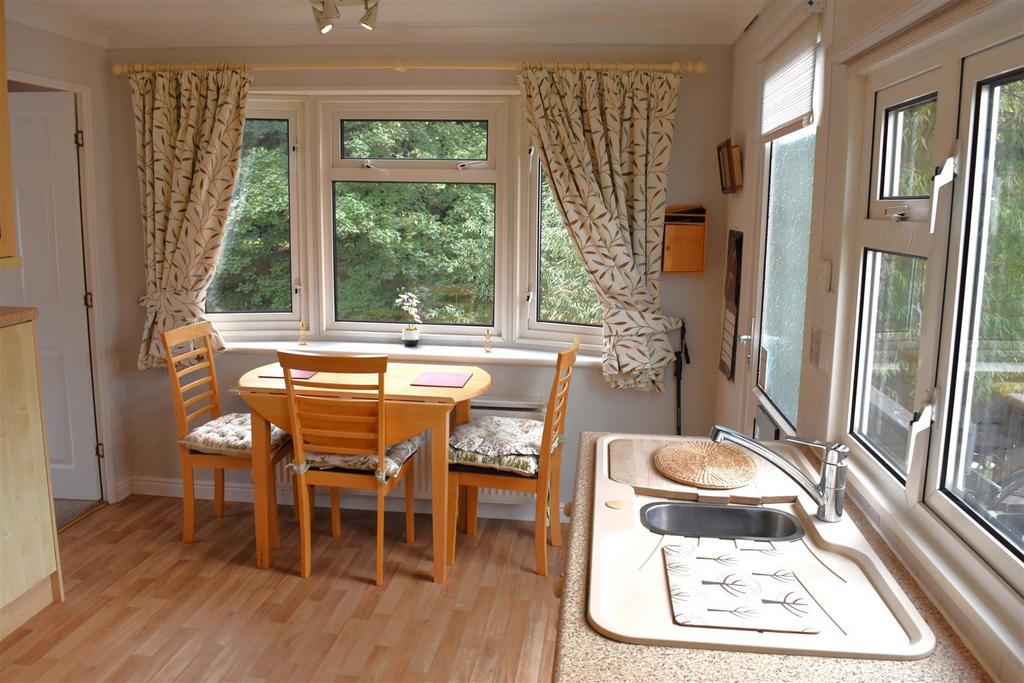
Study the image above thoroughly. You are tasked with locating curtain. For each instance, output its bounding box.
[129,68,251,370]
[520,68,682,391]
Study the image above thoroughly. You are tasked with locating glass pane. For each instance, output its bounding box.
[206,119,292,313]
[341,120,487,160]
[759,125,816,426]
[333,181,495,325]
[538,170,602,326]
[853,250,927,476]
[945,73,1024,555]
[881,96,937,199]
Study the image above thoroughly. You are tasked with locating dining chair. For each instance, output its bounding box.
[278,351,420,585]
[446,341,578,575]
[161,322,292,544]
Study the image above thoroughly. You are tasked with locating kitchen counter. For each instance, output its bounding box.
[553,432,989,682]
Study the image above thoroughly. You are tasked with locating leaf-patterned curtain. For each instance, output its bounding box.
[520,68,682,391]
[129,67,251,370]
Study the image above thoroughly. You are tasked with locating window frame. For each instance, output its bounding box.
[837,22,1023,593]
[206,97,307,337]
[516,156,603,350]
[317,95,512,342]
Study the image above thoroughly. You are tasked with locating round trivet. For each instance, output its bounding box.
[652,438,757,490]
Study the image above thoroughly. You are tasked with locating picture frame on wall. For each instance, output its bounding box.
[719,229,744,381]
[717,139,743,194]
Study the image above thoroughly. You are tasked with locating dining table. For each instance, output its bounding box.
[237,360,492,583]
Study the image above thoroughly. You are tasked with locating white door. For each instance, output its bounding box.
[0,91,101,500]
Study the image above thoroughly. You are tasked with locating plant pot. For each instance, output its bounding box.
[401,327,420,347]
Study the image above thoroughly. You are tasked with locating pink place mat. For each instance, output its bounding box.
[411,371,472,388]
[259,364,317,380]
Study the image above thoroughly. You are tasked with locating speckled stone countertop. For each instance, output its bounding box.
[553,432,989,682]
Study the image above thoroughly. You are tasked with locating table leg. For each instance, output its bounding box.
[251,412,273,569]
[454,400,471,532]
[431,415,451,583]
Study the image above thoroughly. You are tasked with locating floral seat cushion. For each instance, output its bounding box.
[306,432,424,483]
[448,416,546,477]
[180,412,290,457]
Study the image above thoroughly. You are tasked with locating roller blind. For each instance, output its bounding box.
[760,17,819,141]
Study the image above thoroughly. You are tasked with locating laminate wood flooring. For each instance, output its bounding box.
[0,495,565,682]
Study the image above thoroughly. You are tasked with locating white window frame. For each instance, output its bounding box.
[206,96,307,338]
[515,152,603,352]
[843,17,1023,588]
[317,95,512,343]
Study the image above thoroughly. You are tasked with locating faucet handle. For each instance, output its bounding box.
[785,436,849,464]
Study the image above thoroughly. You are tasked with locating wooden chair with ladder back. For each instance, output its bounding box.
[446,340,578,575]
[161,322,292,544]
[278,351,421,585]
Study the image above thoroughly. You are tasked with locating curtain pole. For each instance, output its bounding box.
[111,59,707,76]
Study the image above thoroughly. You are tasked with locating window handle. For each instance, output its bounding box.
[906,402,934,470]
[928,156,955,234]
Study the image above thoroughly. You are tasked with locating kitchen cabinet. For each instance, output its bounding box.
[0,1,21,269]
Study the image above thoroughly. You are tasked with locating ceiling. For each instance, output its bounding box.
[5,0,765,49]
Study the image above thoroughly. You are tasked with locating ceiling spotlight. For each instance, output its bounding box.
[360,0,379,31]
[313,5,333,33]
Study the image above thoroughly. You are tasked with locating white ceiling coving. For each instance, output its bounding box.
[4,0,765,49]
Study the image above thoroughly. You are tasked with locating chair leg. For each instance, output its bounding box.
[534,483,549,577]
[446,472,459,566]
[213,468,225,518]
[405,460,415,545]
[291,474,300,513]
[375,488,385,586]
[330,487,341,538]
[180,451,195,543]
[296,472,313,578]
[549,461,562,548]
[465,486,478,536]
[268,470,281,549]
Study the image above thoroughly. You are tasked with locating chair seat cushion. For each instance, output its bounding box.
[180,412,290,457]
[448,416,545,477]
[306,432,424,483]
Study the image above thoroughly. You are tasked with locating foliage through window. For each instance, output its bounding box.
[880,95,937,199]
[333,181,495,325]
[537,171,602,327]
[341,120,487,161]
[206,118,292,314]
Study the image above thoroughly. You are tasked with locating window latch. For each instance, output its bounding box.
[293,281,302,296]
[525,289,533,303]
[928,155,956,234]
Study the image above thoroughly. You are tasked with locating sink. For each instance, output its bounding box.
[588,434,935,659]
[640,501,804,542]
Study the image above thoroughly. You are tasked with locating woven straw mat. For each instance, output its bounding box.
[652,438,757,489]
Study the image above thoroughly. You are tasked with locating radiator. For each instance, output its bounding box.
[273,397,545,509]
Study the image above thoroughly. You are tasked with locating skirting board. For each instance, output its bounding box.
[129,475,569,523]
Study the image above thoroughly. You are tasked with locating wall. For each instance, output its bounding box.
[4,24,733,514]
[2,21,134,500]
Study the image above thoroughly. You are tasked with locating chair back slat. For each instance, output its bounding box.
[161,322,222,439]
[279,351,388,473]
[537,342,579,478]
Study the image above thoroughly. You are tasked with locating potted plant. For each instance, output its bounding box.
[395,290,423,347]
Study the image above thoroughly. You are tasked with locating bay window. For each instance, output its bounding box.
[207,92,601,350]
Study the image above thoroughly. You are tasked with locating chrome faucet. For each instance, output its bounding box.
[709,425,849,522]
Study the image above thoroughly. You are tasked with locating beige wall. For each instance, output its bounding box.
[5,25,733,511]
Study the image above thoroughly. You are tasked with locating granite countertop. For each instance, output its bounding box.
[553,432,989,682]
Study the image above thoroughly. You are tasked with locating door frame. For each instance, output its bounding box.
[8,69,114,504]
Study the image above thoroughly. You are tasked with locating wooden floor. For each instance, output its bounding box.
[0,495,565,682]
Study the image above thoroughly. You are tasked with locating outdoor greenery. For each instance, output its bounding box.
[206,119,292,313]
[888,98,936,198]
[206,116,605,329]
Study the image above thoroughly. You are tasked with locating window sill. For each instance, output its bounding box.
[224,339,603,369]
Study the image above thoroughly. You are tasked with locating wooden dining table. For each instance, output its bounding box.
[237,361,492,583]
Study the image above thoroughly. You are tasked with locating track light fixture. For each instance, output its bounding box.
[360,0,379,31]
[312,5,333,34]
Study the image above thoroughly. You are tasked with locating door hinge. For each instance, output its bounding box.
[95,443,105,459]
[84,291,94,308]
[75,130,85,148]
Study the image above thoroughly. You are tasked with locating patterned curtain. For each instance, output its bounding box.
[520,68,682,391]
[129,67,251,370]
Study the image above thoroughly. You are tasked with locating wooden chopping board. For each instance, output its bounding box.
[608,437,803,504]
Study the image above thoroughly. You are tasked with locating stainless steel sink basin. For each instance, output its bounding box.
[639,501,804,542]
